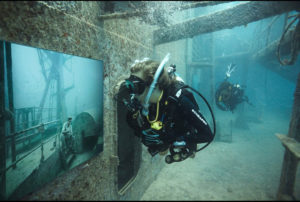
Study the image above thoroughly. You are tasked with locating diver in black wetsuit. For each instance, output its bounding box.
[117,56,214,163]
[215,63,252,112]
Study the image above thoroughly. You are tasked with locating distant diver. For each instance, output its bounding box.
[215,63,253,112]
[115,54,216,164]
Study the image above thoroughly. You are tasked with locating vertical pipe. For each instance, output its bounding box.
[16,110,20,131]
[230,119,233,142]
[288,73,300,140]
[37,78,51,123]
[5,42,16,168]
[25,110,29,128]
[32,107,36,125]
[184,36,188,83]
[21,112,25,130]
[235,61,249,128]
[0,41,6,200]
[263,66,268,120]
[56,55,67,123]
[184,8,192,83]
[277,73,300,200]
[31,108,34,127]
[210,33,215,114]
[40,128,44,163]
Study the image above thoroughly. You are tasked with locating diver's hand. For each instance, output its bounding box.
[141,128,164,147]
[123,97,142,113]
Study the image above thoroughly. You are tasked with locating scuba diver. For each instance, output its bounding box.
[215,63,252,113]
[115,54,215,164]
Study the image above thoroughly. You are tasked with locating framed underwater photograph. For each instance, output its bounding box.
[0,40,104,200]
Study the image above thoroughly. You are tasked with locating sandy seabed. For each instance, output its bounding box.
[141,112,300,201]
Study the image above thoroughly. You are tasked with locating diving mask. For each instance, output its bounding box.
[124,75,146,95]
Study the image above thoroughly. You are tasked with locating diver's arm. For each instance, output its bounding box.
[126,111,143,137]
[126,110,165,146]
[244,95,254,107]
[178,90,214,143]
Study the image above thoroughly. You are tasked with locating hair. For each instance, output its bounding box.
[130,59,175,90]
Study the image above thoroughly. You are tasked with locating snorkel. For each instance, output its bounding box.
[142,53,170,116]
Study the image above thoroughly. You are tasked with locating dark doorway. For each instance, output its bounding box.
[117,88,141,192]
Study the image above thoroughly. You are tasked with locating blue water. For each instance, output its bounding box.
[142,2,299,200]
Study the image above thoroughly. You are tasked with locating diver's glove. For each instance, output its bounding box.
[123,96,143,113]
[141,128,164,147]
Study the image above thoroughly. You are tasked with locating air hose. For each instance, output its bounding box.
[277,13,300,66]
[165,85,216,164]
[181,85,216,152]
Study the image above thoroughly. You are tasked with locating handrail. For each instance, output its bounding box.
[14,107,58,130]
[1,131,59,175]
[14,106,57,110]
[5,120,60,139]
[14,117,59,128]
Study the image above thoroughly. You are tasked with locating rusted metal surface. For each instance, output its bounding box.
[276,74,300,200]
[176,1,232,11]
[153,1,300,45]
[98,1,231,20]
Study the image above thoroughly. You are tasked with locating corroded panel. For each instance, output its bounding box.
[0,0,164,200]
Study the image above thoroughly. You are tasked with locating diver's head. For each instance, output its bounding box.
[126,59,173,103]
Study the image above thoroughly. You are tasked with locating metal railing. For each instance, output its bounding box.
[1,120,61,175]
[14,107,57,131]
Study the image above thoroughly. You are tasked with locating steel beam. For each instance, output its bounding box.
[153,1,300,45]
